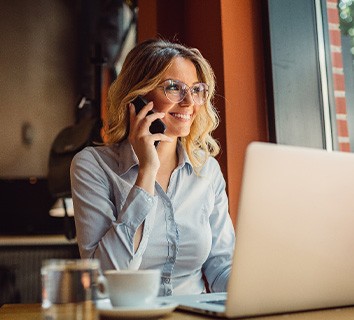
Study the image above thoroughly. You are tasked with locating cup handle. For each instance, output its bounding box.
[96,275,109,299]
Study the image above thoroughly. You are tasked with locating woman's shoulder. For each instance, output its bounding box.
[200,155,222,173]
[194,156,224,187]
[72,140,136,175]
[199,157,227,195]
[73,144,115,161]
[72,143,124,170]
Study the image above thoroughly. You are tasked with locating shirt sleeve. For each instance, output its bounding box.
[202,159,235,292]
[70,148,158,271]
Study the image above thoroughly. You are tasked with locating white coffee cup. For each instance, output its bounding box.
[103,269,161,307]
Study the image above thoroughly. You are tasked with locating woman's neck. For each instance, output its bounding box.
[156,139,178,163]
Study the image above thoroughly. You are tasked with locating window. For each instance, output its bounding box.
[264,0,354,152]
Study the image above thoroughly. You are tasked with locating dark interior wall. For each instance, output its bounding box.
[0,0,78,179]
[0,0,79,235]
[0,0,124,236]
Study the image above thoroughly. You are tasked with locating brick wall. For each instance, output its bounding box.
[326,0,351,151]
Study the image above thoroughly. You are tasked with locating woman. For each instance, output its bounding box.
[70,38,235,296]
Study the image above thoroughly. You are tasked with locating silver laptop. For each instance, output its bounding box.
[159,142,354,318]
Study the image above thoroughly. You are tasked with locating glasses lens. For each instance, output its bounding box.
[162,80,208,105]
[164,80,184,103]
[191,83,208,105]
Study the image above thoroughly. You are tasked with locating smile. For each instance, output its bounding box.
[170,113,192,120]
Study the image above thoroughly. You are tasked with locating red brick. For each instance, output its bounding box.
[333,74,346,90]
[327,7,340,24]
[336,119,349,136]
[331,52,344,68]
[339,143,351,152]
[335,97,347,114]
[329,29,342,46]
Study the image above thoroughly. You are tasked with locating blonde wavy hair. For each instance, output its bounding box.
[105,38,220,172]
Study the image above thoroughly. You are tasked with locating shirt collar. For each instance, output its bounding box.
[115,139,193,176]
[114,139,139,176]
[176,140,193,175]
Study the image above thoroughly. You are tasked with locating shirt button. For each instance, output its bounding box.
[164,278,170,284]
[168,215,173,221]
[169,257,175,263]
[167,289,172,295]
[147,197,152,202]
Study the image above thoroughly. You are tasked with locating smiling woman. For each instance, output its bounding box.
[70,38,235,297]
[144,57,208,145]
[104,40,220,170]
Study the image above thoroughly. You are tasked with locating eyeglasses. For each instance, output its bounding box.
[158,79,209,105]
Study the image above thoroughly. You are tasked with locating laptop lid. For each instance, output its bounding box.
[226,142,354,317]
[167,142,354,318]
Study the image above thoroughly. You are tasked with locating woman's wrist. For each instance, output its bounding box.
[135,167,158,195]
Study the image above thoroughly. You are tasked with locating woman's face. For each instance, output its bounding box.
[145,57,202,139]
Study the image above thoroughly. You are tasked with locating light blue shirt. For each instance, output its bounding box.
[70,139,235,296]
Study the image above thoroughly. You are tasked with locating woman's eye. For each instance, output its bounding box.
[167,84,181,92]
[192,86,203,94]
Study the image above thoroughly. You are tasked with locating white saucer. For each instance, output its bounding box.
[96,299,178,319]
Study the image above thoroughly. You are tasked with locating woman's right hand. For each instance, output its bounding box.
[128,102,171,194]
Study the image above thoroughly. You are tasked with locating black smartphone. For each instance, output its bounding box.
[132,96,166,146]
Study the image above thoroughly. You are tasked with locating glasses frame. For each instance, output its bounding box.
[158,79,209,105]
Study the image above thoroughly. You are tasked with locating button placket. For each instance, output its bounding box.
[160,192,178,297]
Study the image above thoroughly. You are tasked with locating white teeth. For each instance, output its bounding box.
[171,113,191,120]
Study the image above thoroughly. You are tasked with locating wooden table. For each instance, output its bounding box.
[2,303,354,320]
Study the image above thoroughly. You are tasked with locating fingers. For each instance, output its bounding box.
[132,100,153,117]
[128,103,171,146]
[129,102,155,126]
[129,102,165,133]
[154,133,173,143]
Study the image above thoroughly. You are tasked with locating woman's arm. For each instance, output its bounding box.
[70,148,158,270]
[127,102,172,250]
[202,159,235,292]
